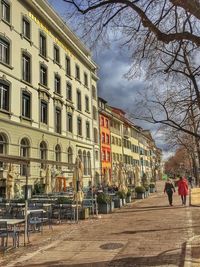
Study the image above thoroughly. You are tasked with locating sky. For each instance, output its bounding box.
[48,0,172,159]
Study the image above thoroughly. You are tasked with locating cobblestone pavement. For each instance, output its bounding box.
[1,180,200,267]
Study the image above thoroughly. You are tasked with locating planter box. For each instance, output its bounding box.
[113,198,122,208]
[122,198,126,206]
[126,196,132,203]
[98,203,110,214]
[80,207,89,219]
[150,188,155,193]
[136,192,145,199]
[110,201,114,213]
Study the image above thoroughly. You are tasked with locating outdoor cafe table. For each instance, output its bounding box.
[27,209,46,215]
[0,218,25,248]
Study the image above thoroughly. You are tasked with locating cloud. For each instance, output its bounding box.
[95,43,146,111]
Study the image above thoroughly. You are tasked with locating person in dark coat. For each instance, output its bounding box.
[164,178,176,206]
[178,176,189,205]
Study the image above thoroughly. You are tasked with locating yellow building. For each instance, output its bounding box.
[0,0,99,196]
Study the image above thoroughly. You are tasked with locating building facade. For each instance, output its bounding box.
[98,98,112,185]
[0,0,99,196]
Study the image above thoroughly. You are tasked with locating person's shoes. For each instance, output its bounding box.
[170,204,173,206]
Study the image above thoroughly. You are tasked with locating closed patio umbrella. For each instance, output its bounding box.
[104,167,111,187]
[113,163,119,186]
[45,165,52,194]
[6,163,15,200]
[118,162,128,194]
[73,157,84,203]
[134,164,140,186]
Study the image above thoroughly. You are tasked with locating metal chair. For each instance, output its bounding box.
[0,221,8,251]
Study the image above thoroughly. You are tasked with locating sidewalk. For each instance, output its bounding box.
[190,187,200,206]
[1,181,200,267]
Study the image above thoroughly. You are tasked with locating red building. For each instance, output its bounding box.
[98,98,112,184]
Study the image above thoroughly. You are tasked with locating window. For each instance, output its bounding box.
[83,150,87,175]
[67,112,73,133]
[92,85,96,99]
[95,150,98,161]
[22,17,30,39]
[40,141,47,169]
[55,144,61,166]
[101,117,104,126]
[53,45,60,63]
[67,147,73,169]
[0,38,9,64]
[54,74,61,94]
[77,90,81,111]
[0,132,7,168]
[66,56,71,76]
[93,106,97,120]
[66,82,72,101]
[86,122,90,139]
[94,128,98,143]
[78,149,82,161]
[77,117,82,136]
[105,119,109,128]
[39,33,47,57]
[75,65,80,80]
[84,73,88,87]
[106,134,109,144]
[20,138,30,176]
[102,133,105,143]
[102,150,106,161]
[22,91,31,118]
[22,53,31,83]
[87,151,91,175]
[40,100,48,124]
[2,0,10,23]
[0,133,7,155]
[55,108,61,134]
[107,151,110,161]
[85,96,89,112]
[0,82,9,111]
[40,64,47,86]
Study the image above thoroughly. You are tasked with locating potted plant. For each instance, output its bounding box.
[97,193,111,214]
[135,186,145,199]
[149,183,156,193]
[126,189,132,203]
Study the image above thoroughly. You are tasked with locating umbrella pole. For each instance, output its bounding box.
[24,163,29,246]
[76,193,78,223]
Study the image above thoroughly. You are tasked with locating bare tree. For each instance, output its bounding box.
[64,0,200,47]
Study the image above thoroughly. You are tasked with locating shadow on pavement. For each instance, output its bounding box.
[111,225,200,235]
[115,205,187,214]
[14,242,186,267]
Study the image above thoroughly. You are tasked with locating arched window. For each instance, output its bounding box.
[83,150,87,175]
[40,141,47,169]
[78,149,82,161]
[0,133,8,168]
[87,151,91,175]
[20,138,30,176]
[55,144,61,169]
[67,147,73,170]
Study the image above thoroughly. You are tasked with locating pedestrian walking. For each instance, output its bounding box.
[177,176,189,205]
[164,178,176,206]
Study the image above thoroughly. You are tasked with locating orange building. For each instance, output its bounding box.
[98,98,112,184]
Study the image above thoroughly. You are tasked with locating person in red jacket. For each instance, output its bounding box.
[178,176,189,205]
